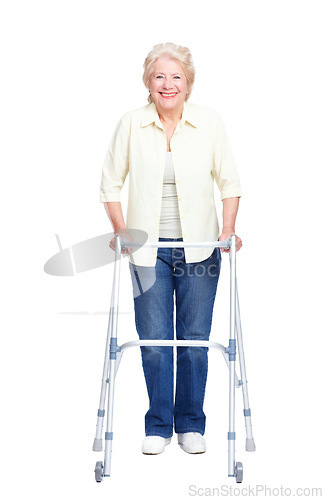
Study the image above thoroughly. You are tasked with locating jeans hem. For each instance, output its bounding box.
[145,432,173,439]
[175,429,205,435]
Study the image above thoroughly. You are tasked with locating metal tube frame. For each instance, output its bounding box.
[228,235,237,476]
[93,234,255,480]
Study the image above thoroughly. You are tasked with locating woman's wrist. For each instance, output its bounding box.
[114,226,127,235]
[222,227,235,235]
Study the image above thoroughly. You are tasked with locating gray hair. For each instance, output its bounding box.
[142,42,195,103]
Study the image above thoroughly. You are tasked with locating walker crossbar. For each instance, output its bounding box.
[120,238,232,250]
[115,340,242,388]
[93,235,255,484]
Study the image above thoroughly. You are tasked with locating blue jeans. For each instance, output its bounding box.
[128,237,221,438]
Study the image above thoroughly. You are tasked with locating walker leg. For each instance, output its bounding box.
[92,263,116,452]
[103,351,117,477]
[92,326,112,451]
[101,236,122,479]
[228,235,237,478]
[228,236,245,482]
[235,285,256,451]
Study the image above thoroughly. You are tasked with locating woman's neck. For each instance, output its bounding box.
[155,104,183,126]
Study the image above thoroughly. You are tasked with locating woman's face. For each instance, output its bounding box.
[149,56,189,114]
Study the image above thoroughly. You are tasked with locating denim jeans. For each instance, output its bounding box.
[128,237,221,438]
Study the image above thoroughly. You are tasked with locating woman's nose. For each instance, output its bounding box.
[162,78,173,89]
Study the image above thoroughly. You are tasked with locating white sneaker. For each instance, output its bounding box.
[142,435,172,455]
[177,432,206,454]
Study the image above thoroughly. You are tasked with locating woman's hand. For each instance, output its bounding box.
[218,232,242,253]
[109,228,134,255]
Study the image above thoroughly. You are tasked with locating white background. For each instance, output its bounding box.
[1,0,322,498]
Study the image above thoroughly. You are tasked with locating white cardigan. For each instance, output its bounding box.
[100,100,241,266]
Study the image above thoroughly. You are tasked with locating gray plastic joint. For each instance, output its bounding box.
[243,408,251,417]
[238,380,243,387]
[97,409,105,417]
[228,431,236,440]
[224,238,231,249]
[225,339,236,361]
[105,432,113,441]
[109,338,120,360]
[121,240,128,251]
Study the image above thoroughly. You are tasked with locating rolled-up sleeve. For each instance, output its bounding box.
[212,114,242,201]
[100,113,130,202]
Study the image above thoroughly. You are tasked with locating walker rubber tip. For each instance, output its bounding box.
[246,438,256,451]
[93,438,103,452]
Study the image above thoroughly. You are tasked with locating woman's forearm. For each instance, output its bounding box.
[104,201,127,234]
[219,196,242,252]
[222,197,240,233]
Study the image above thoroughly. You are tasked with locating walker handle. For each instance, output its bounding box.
[120,237,232,250]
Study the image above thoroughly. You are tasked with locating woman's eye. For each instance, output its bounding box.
[174,76,180,79]
[156,75,163,79]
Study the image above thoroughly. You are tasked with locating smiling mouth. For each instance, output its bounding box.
[159,92,177,98]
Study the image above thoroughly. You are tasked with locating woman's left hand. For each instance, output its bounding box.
[218,232,242,253]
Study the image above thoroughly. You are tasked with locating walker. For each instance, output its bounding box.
[92,234,256,483]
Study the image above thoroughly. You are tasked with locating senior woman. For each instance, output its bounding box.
[100,42,242,456]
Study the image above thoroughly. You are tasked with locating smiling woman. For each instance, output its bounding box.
[100,41,242,457]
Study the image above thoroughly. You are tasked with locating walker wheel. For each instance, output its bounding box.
[235,461,243,483]
[95,461,103,482]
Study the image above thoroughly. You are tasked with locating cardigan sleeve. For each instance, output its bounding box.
[100,113,131,202]
[211,114,242,201]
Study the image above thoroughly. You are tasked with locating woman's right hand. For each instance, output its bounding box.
[109,228,134,254]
